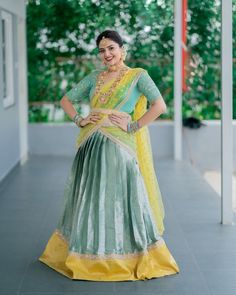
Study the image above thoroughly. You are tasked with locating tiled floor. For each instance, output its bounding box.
[0,154,236,295]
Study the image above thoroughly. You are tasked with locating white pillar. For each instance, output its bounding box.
[17,15,29,164]
[221,0,233,224]
[174,0,182,160]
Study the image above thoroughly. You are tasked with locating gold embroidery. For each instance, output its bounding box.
[76,116,108,149]
[54,229,165,261]
[76,109,133,152]
[98,128,138,162]
[55,229,69,243]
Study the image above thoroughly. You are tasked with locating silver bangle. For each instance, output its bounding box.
[72,113,80,122]
[72,113,83,127]
[127,120,140,133]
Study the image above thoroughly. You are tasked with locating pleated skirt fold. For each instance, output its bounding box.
[38,130,179,281]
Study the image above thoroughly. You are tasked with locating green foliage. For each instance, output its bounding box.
[184,0,221,120]
[28,105,50,122]
[27,0,236,122]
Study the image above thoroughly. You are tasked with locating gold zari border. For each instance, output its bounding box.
[55,229,165,261]
[39,229,180,281]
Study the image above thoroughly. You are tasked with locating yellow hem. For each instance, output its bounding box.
[38,230,180,281]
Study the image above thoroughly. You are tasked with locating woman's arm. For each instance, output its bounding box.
[109,70,167,131]
[60,71,103,126]
[60,95,101,126]
[137,96,167,128]
[108,97,167,131]
[60,95,78,120]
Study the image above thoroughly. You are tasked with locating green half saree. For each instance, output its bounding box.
[38,67,180,281]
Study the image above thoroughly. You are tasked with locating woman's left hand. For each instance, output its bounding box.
[108,113,131,132]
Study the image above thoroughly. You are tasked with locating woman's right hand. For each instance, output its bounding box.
[79,112,102,127]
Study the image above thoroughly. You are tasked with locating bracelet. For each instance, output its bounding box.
[72,113,83,127]
[127,120,140,133]
[72,113,79,122]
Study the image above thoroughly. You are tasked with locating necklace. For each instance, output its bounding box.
[107,62,125,72]
[94,65,129,104]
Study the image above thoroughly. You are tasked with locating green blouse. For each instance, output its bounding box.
[65,68,162,114]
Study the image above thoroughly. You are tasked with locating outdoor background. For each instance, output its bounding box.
[26,0,236,123]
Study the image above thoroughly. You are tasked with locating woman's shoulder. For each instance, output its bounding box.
[128,67,147,75]
[80,69,100,84]
[87,69,101,77]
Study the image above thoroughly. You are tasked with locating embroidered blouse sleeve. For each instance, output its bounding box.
[64,71,96,103]
[137,70,162,103]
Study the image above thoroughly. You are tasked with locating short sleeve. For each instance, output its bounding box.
[64,71,96,103]
[137,70,162,103]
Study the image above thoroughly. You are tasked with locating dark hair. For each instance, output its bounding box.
[96,30,123,47]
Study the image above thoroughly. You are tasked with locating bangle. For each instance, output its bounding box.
[72,113,83,127]
[75,117,83,127]
[72,113,79,122]
[127,120,140,133]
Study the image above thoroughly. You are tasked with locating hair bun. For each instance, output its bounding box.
[96,30,123,47]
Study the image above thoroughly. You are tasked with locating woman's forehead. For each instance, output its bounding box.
[99,39,118,49]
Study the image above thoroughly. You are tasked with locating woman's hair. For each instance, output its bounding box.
[96,30,123,47]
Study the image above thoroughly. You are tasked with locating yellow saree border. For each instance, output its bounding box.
[38,229,180,281]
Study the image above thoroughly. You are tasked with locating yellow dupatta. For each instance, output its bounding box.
[133,94,165,235]
[76,68,165,235]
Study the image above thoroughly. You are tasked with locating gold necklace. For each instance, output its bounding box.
[107,62,125,72]
[94,65,129,104]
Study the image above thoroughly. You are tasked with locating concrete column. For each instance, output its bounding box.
[174,0,183,160]
[221,0,233,224]
[17,15,29,164]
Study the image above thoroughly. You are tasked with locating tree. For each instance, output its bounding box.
[26,0,236,121]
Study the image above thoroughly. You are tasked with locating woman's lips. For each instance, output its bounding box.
[106,57,113,61]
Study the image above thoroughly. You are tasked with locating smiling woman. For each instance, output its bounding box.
[38,29,179,281]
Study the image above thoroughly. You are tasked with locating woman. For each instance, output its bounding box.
[38,30,180,281]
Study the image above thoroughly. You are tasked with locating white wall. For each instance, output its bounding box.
[0,0,25,18]
[0,1,28,182]
[28,120,236,174]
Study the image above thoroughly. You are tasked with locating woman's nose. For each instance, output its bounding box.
[104,50,111,57]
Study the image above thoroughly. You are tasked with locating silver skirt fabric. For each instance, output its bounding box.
[56,130,162,256]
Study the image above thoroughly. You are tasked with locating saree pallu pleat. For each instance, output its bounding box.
[39,130,179,281]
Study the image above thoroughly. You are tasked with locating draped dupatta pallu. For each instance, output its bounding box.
[76,68,165,236]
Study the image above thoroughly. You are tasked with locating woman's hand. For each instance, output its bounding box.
[79,112,102,127]
[108,113,131,132]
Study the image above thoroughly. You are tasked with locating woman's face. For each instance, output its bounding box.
[98,38,122,67]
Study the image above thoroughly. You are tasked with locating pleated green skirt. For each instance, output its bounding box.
[38,130,180,281]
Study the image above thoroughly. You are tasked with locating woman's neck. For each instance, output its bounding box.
[107,61,126,72]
